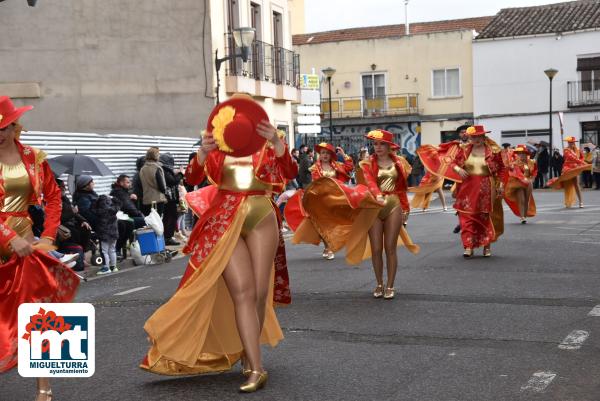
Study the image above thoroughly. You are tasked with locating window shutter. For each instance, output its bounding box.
[577,57,600,71]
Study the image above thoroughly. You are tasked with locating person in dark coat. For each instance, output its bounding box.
[550,149,564,179]
[534,144,549,188]
[72,175,99,228]
[56,178,92,271]
[159,153,184,246]
[110,174,145,228]
[91,194,120,275]
[297,148,314,188]
[132,155,146,209]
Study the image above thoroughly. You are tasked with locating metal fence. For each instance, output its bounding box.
[225,33,300,88]
[21,131,198,195]
[321,93,419,119]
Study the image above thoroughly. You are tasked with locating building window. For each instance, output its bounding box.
[362,73,386,99]
[361,73,386,115]
[577,56,600,92]
[581,69,600,92]
[432,68,460,97]
[250,2,262,41]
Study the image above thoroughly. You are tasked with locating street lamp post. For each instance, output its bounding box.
[544,68,558,156]
[215,27,256,104]
[322,67,336,143]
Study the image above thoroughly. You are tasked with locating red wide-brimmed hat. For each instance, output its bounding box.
[514,144,529,153]
[205,94,269,157]
[466,125,490,136]
[564,136,577,143]
[364,129,400,149]
[0,96,33,129]
[314,142,336,156]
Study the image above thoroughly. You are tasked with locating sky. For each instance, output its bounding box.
[304,0,569,32]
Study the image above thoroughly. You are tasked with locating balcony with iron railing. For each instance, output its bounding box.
[321,94,420,119]
[567,80,600,108]
[224,33,300,101]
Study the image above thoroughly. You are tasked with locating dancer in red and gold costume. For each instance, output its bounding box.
[140,95,297,393]
[418,125,506,258]
[306,142,353,260]
[409,171,447,211]
[358,130,420,299]
[0,96,79,401]
[548,136,591,208]
[285,142,382,264]
[504,144,537,223]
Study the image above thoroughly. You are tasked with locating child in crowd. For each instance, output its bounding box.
[92,195,121,275]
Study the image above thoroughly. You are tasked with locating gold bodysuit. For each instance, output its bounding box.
[464,152,490,177]
[220,155,274,236]
[0,161,34,258]
[377,163,400,220]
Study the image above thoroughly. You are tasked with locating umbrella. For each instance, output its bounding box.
[581,142,597,150]
[48,154,114,177]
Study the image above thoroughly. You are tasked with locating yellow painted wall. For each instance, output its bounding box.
[294,30,475,118]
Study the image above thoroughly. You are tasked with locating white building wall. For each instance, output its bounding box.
[473,30,600,146]
[210,0,295,144]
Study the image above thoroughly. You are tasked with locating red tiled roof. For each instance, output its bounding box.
[292,16,493,46]
[477,0,600,39]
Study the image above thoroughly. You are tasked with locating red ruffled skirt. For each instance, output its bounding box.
[0,251,80,372]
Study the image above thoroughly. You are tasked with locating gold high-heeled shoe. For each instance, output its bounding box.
[373,284,384,298]
[383,287,395,299]
[36,389,52,401]
[239,370,268,393]
[463,248,473,258]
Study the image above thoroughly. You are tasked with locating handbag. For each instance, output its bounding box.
[57,225,72,241]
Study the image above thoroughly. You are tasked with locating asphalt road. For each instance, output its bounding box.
[3,190,600,401]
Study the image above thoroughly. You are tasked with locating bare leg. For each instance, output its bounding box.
[244,212,279,332]
[368,219,385,286]
[515,188,526,218]
[36,378,51,401]
[436,188,447,209]
[222,239,263,376]
[574,178,583,205]
[383,208,405,289]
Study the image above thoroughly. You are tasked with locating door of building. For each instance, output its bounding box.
[581,121,600,146]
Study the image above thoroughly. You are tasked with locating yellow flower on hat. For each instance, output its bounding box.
[211,106,235,153]
[466,126,476,135]
[318,142,328,147]
[368,130,383,139]
[0,115,3,122]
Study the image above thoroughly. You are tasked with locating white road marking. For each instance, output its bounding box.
[556,227,600,232]
[588,305,600,316]
[170,275,183,280]
[114,286,151,296]
[558,330,589,350]
[571,241,600,245]
[521,371,557,393]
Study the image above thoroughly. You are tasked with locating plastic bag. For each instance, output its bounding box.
[144,208,164,236]
[130,241,146,266]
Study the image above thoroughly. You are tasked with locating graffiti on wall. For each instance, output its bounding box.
[297,122,421,156]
